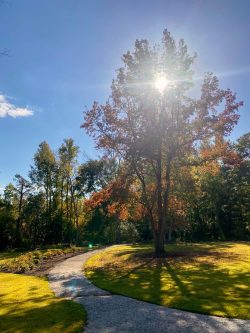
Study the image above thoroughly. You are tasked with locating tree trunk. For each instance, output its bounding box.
[168,226,172,242]
[154,231,165,257]
[162,155,172,247]
[16,185,24,246]
[114,216,121,244]
[60,179,64,211]
[66,180,69,219]
[70,181,80,245]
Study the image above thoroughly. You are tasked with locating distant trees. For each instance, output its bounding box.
[13,175,31,246]
[0,187,16,250]
[58,139,79,222]
[30,141,57,214]
[82,29,243,256]
[0,132,249,250]
[187,133,250,241]
[0,139,111,249]
[0,138,135,249]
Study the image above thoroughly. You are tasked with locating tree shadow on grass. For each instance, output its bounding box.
[0,294,54,311]
[88,253,250,319]
[0,297,85,333]
[156,259,249,319]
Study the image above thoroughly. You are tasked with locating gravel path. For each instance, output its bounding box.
[48,248,250,333]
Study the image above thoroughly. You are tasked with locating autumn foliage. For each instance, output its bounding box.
[82,29,243,256]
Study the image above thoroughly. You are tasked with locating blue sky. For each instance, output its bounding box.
[0,0,249,188]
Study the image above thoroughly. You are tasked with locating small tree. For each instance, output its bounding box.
[82,29,242,256]
[13,174,31,246]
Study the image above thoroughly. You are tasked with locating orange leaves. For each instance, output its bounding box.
[194,74,243,140]
[169,195,186,216]
[81,31,244,246]
[197,161,220,177]
[84,176,145,222]
[199,138,241,168]
[107,203,129,221]
[168,194,189,229]
[85,188,111,211]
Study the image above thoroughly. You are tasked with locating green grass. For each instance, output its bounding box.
[0,273,86,333]
[0,246,88,273]
[85,242,250,319]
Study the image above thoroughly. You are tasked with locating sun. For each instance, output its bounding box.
[154,75,168,94]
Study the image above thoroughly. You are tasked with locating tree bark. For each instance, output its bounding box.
[16,184,24,246]
[154,231,165,257]
[168,226,172,242]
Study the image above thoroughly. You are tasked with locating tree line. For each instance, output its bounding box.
[0,132,249,251]
[0,139,114,249]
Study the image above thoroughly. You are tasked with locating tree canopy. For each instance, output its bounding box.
[82,29,243,256]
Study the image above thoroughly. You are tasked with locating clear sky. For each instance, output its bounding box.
[0,0,249,189]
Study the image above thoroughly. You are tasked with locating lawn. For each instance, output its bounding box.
[0,273,86,333]
[84,242,250,319]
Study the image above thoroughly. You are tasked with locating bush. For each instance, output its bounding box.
[0,246,85,273]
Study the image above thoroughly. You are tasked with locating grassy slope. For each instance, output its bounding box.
[0,246,87,273]
[0,273,86,333]
[85,242,250,319]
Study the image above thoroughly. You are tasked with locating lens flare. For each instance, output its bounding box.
[154,76,168,94]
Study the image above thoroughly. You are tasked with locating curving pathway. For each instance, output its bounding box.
[48,248,250,333]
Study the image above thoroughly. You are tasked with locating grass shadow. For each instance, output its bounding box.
[0,298,86,333]
[85,242,250,319]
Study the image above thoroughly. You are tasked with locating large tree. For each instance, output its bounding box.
[30,141,57,213]
[29,141,57,243]
[58,138,79,221]
[82,30,243,256]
